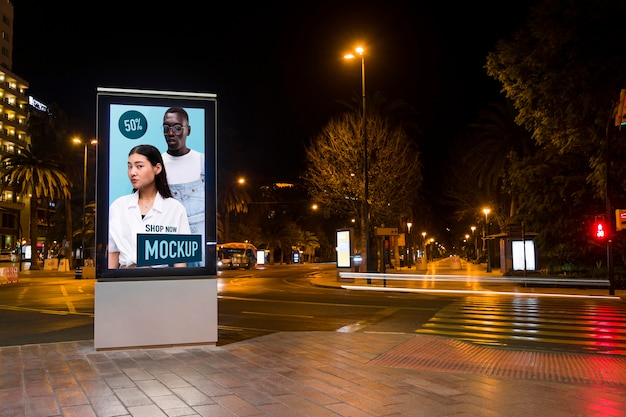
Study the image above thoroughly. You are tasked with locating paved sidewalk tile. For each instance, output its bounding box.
[2,332,626,417]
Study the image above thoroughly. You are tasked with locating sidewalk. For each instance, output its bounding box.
[1,262,626,416]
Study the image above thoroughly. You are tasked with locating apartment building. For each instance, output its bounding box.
[0,0,33,257]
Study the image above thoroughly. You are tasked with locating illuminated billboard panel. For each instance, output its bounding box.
[336,229,352,268]
[96,88,217,279]
[512,240,536,271]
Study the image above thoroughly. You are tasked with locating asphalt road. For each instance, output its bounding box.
[1,263,625,355]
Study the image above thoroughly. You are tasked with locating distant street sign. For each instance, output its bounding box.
[376,227,399,236]
[616,209,626,231]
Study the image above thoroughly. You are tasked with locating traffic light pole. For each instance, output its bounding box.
[606,105,616,295]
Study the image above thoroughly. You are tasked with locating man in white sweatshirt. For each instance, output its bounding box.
[161,107,205,267]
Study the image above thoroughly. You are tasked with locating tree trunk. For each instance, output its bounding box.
[361,216,368,271]
[29,197,40,270]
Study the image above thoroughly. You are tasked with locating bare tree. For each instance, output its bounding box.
[304,111,422,260]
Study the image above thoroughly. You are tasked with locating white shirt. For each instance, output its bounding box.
[162,149,203,184]
[108,191,191,267]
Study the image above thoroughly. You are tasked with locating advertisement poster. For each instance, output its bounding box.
[95,88,217,279]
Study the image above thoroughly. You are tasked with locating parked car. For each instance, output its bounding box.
[0,249,14,262]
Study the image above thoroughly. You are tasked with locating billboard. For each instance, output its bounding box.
[336,229,353,268]
[512,240,536,271]
[96,88,217,279]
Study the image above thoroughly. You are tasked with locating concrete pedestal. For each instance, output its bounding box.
[94,278,217,350]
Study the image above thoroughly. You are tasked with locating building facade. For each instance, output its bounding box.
[0,0,32,258]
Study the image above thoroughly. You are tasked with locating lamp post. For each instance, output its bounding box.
[72,137,96,266]
[428,238,434,262]
[483,208,492,272]
[344,46,371,272]
[421,232,426,262]
[470,226,476,261]
[406,222,412,268]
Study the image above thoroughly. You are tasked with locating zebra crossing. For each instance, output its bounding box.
[416,295,626,355]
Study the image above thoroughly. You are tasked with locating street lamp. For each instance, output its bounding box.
[72,137,97,266]
[344,46,371,272]
[470,225,476,261]
[428,237,434,262]
[483,208,492,272]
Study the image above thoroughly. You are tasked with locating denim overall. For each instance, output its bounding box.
[170,164,205,267]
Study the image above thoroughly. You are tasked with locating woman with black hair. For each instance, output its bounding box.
[108,144,190,268]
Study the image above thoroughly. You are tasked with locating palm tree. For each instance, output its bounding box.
[217,172,251,242]
[465,100,534,218]
[444,100,534,228]
[300,230,320,263]
[2,145,72,269]
[26,103,77,267]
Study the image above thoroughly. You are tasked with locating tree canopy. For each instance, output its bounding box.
[485,0,626,195]
[304,110,422,255]
[476,0,626,268]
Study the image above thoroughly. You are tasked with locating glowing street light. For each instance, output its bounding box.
[344,45,371,272]
[470,225,477,260]
[483,208,492,272]
[72,137,97,267]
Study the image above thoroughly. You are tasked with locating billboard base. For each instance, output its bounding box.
[94,278,217,350]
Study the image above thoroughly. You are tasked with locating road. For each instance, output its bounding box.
[0,263,625,355]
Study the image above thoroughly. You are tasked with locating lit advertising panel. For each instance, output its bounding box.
[96,88,217,280]
[512,240,536,271]
[336,229,352,268]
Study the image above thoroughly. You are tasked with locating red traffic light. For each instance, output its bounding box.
[594,219,607,240]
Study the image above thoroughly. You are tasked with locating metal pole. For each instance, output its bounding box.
[361,53,371,274]
[522,221,527,278]
[606,112,615,295]
[81,143,87,267]
[473,230,477,261]
[406,223,412,269]
[485,212,492,273]
[17,214,22,271]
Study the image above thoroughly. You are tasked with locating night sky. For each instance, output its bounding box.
[11,1,537,188]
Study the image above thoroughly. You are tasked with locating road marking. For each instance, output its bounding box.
[0,304,93,317]
[242,311,314,319]
[337,307,399,333]
[60,285,77,314]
